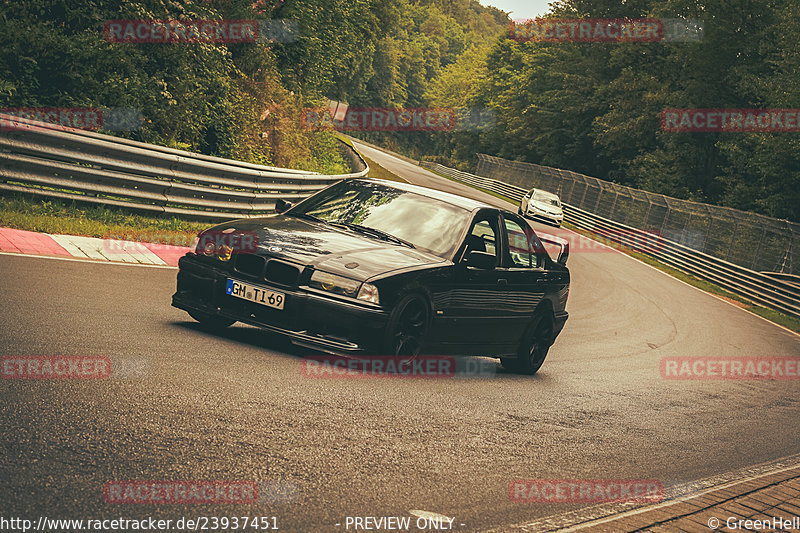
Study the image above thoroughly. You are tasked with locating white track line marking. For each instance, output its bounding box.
[97,239,167,265]
[0,251,177,269]
[48,234,89,258]
[50,234,168,265]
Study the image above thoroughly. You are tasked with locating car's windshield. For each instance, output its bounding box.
[533,191,561,207]
[290,180,471,257]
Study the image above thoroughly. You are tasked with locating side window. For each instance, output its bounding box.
[467,219,497,257]
[504,218,537,268]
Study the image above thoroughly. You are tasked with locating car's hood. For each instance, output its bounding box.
[208,215,447,280]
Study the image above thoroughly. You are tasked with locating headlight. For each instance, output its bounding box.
[309,270,361,298]
[199,236,216,256]
[357,283,380,305]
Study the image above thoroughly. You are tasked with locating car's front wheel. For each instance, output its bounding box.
[188,311,235,330]
[502,313,554,375]
[384,293,430,356]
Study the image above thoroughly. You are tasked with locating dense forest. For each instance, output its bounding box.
[0,0,506,173]
[401,0,800,222]
[0,0,797,220]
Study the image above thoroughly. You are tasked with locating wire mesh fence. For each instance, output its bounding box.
[475,154,797,275]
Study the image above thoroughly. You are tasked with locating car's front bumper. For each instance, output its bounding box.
[171,255,389,355]
[526,208,563,226]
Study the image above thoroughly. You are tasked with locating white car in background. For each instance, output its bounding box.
[519,188,564,227]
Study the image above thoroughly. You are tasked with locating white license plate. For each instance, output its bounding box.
[226,279,285,310]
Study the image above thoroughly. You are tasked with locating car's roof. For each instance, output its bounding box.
[357,177,495,211]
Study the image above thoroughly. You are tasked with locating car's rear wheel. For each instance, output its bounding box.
[502,313,554,375]
[188,311,235,330]
[385,293,430,356]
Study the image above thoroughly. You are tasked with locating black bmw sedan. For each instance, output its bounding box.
[172,178,570,374]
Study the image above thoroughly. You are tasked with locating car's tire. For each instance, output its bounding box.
[384,293,431,356]
[188,311,235,330]
[501,312,554,375]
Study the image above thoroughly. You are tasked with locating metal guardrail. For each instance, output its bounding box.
[420,161,800,319]
[475,153,797,276]
[0,113,368,221]
[420,163,527,203]
[762,272,800,288]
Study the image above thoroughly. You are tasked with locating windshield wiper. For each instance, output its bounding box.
[331,222,415,248]
[287,212,329,224]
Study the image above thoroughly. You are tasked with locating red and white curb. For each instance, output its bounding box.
[0,227,190,266]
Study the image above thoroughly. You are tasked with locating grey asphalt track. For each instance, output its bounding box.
[0,144,798,532]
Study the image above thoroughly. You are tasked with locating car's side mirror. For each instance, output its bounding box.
[538,233,569,266]
[556,246,569,266]
[274,198,293,214]
[465,251,496,270]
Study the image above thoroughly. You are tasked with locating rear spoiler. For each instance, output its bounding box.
[537,233,569,265]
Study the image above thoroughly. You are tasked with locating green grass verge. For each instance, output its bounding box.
[0,148,408,247]
[334,133,355,149]
[360,154,408,183]
[335,133,407,183]
[0,193,210,246]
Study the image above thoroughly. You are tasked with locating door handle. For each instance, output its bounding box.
[497,278,508,286]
